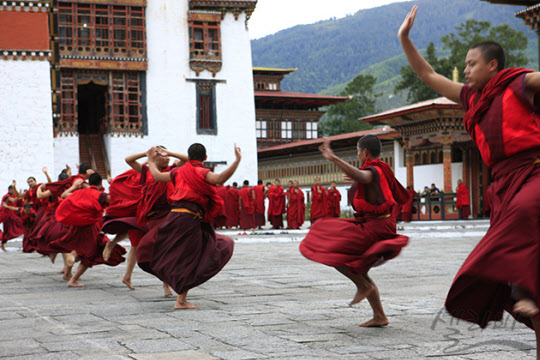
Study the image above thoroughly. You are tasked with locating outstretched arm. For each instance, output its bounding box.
[206,144,242,185]
[163,149,189,166]
[147,147,172,183]
[398,6,463,104]
[523,72,540,99]
[61,179,83,199]
[319,139,373,184]
[125,152,147,174]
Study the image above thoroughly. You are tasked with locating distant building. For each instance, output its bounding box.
[253,67,348,149]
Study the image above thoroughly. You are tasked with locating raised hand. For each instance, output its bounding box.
[398,5,418,39]
[234,143,242,162]
[42,167,48,173]
[146,147,158,162]
[73,179,84,188]
[318,138,335,160]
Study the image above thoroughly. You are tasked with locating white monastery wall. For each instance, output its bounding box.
[139,2,257,184]
[53,135,79,179]
[0,60,54,189]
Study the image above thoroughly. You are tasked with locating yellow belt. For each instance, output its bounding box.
[170,208,202,218]
[378,214,391,219]
[533,158,540,165]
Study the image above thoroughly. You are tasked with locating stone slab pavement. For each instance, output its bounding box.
[0,220,536,359]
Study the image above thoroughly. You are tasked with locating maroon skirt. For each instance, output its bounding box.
[143,201,234,294]
[0,211,24,243]
[300,214,408,275]
[254,211,265,226]
[446,151,540,330]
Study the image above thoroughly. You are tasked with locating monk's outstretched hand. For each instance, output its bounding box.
[398,5,418,39]
[42,167,48,174]
[146,147,158,162]
[318,138,335,161]
[234,143,242,162]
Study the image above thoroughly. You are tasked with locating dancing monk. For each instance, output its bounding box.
[300,135,410,327]
[399,5,540,357]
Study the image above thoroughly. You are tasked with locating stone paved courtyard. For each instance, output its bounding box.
[0,220,536,359]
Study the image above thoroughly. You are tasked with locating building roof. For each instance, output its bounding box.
[255,90,349,107]
[252,67,298,76]
[258,127,399,158]
[360,97,461,124]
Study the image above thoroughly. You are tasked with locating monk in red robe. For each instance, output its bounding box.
[214,185,229,229]
[326,181,341,218]
[286,181,305,229]
[239,180,256,230]
[252,180,266,229]
[301,136,410,327]
[51,173,126,287]
[35,170,73,279]
[400,7,540,356]
[144,143,240,309]
[0,182,25,251]
[108,148,186,294]
[225,183,240,229]
[455,179,471,219]
[267,179,285,229]
[401,187,416,222]
[310,177,326,223]
[18,204,36,252]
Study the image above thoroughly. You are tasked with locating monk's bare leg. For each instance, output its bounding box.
[0,242,6,252]
[174,291,198,310]
[68,263,88,287]
[103,233,127,261]
[57,253,67,273]
[163,283,173,297]
[359,273,389,327]
[47,252,58,264]
[122,246,137,290]
[512,285,539,317]
[335,266,374,306]
[63,251,77,280]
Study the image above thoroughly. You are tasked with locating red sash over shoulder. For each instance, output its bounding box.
[44,175,86,197]
[56,187,106,226]
[107,169,142,218]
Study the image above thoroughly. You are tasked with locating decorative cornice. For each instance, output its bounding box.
[189,0,257,24]
[1,49,51,60]
[0,1,50,12]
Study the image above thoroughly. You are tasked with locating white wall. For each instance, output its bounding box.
[0,60,55,190]
[141,2,257,183]
[53,135,80,180]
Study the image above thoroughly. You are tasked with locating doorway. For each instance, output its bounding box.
[77,81,107,134]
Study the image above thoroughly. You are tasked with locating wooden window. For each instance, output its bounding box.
[57,4,146,58]
[266,121,281,140]
[58,71,76,132]
[196,82,217,135]
[281,121,292,139]
[256,120,267,138]
[108,72,143,133]
[189,20,221,60]
[292,122,306,140]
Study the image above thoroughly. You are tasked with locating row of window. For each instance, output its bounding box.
[255,82,278,90]
[58,3,145,57]
[411,147,463,165]
[256,120,318,140]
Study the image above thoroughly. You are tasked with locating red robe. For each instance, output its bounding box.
[286,188,305,229]
[446,68,540,330]
[267,186,285,228]
[456,183,471,219]
[24,184,43,211]
[224,187,240,227]
[326,188,341,218]
[300,158,410,275]
[310,185,327,222]
[142,160,234,294]
[34,196,70,256]
[213,185,229,228]
[0,194,25,243]
[18,208,37,252]
[252,184,266,226]
[239,186,255,230]
[102,169,148,247]
[51,187,125,267]
[401,189,416,222]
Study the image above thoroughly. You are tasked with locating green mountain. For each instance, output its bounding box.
[251,0,538,102]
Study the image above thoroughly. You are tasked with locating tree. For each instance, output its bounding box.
[320,74,380,136]
[395,20,528,104]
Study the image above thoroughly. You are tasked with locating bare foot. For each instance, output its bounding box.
[359,317,389,327]
[349,284,375,306]
[174,300,198,310]
[102,242,115,261]
[0,243,6,252]
[67,280,86,287]
[57,268,66,274]
[62,272,72,280]
[122,277,135,290]
[163,283,173,297]
[514,299,539,317]
[48,253,57,264]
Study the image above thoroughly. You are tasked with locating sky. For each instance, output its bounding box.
[249,0,409,39]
